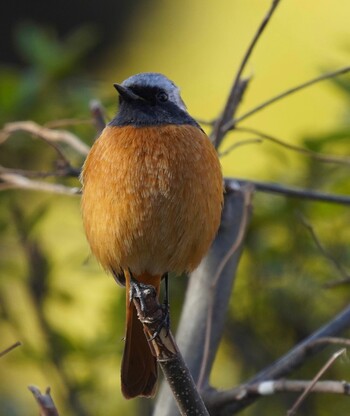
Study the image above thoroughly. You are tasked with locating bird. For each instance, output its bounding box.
[80,72,223,399]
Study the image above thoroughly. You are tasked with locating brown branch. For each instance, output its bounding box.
[211,0,282,147]
[287,348,346,416]
[132,283,210,416]
[0,341,21,358]
[0,121,90,156]
[225,65,350,128]
[28,386,59,416]
[226,178,350,205]
[233,126,350,165]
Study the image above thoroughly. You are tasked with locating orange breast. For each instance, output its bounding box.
[81,124,223,276]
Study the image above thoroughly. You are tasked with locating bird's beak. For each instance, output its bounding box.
[114,84,143,102]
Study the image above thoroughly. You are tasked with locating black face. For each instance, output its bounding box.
[109,85,200,128]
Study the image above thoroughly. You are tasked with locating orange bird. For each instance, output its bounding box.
[81,73,223,399]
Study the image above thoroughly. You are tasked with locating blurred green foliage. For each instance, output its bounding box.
[0,21,350,416]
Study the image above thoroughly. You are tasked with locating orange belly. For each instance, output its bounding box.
[81,124,223,276]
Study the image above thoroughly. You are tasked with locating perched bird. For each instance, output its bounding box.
[81,73,223,399]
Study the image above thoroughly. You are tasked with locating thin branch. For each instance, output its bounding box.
[28,386,59,416]
[0,341,21,358]
[234,126,350,165]
[226,178,350,205]
[308,336,350,348]
[0,121,90,156]
[90,99,107,134]
[213,379,350,402]
[218,138,262,158]
[0,165,80,179]
[287,348,346,416]
[0,173,80,195]
[211,0,282,147]
[225,66,350,128]
[298,214,350,282]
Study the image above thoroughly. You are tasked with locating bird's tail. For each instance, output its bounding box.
[121,272,161,399]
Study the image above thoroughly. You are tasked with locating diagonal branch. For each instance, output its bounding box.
[287,348,346,416]
[233,126,350,165]
[28,386,60,416]
[224,66,350,129]
[211,0,282,148]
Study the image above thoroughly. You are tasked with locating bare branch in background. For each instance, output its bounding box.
[28,386,60,416]
[234,126,350,165]
[227,178,350,205]
[90,99,107,134]
[298,214,350,285]
[210,379,350,402]
[0,341,21,358]
[218,138,263,158]
[225,65,350,129]
[0,121,90,156]
[211,0,282,148]
[0,173,80,195]
[287,348,346,416]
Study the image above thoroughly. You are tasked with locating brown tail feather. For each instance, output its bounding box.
[121,273,161,399]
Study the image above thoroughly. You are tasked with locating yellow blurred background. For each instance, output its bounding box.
[1,1,349,415]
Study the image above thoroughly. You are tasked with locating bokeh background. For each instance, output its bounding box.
[1,1,350,415]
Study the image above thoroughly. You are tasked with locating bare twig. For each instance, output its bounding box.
[0,121,90,156]
[287,348,346,416]
[90,99,107,134]
[225,65,350,128]
[218,138,262,158]
[0,341,21,358]
[210,379,350,402]
[0,173,80,195]
[0,165,80,179]
[211,0,281,147]
[233,126,350,165]
[226,178,350,205]
[299,214,350,282]
[28,386,59,416]
[307,336,350,348]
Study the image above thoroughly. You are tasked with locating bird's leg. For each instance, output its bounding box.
[162,273,170,334]
[128,269,149,312]
[149,273,170,340]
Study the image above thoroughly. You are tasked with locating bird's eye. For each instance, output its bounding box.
[156,91,168,103]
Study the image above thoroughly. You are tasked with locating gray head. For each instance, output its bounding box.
[109,72,199,128]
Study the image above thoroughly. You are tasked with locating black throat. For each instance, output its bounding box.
[109,99,200,128]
